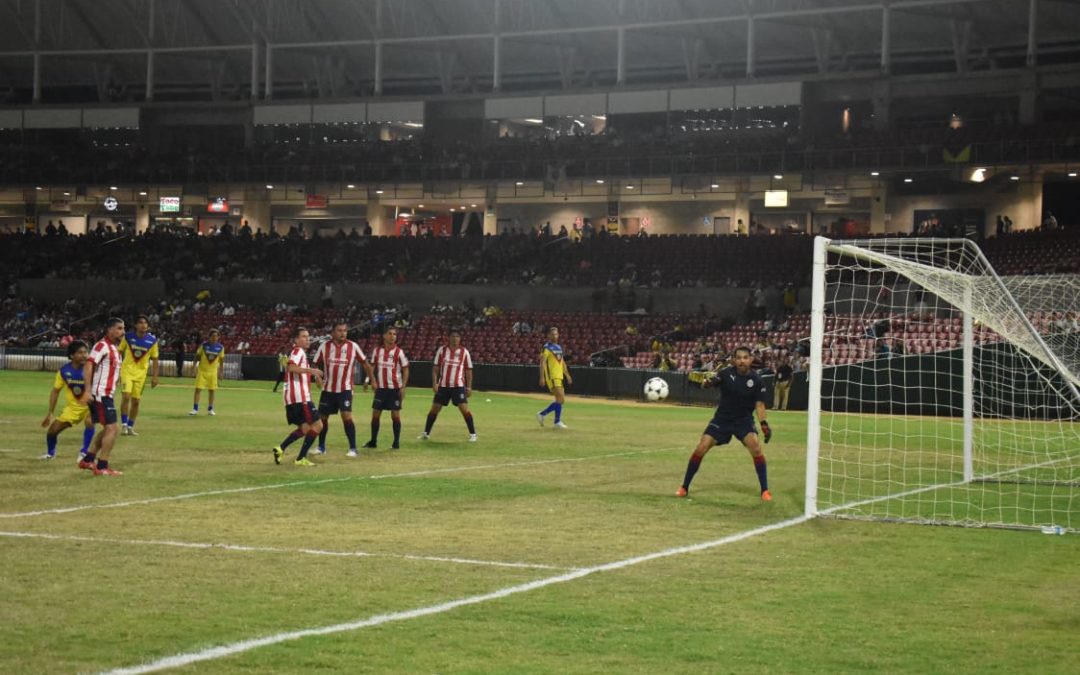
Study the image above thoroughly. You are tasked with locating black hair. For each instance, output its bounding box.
[733,345,752,357]
[67,340,88,357]
[208,328,221,336]
[135,314,149,324]
[293,326,308,338]
[106,317,124,329]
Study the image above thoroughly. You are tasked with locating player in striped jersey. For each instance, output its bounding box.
[312,322,368,457]
[419,329,476,442]
[272,327,325,467]
[363,327,409,450]
[79,317,126,476]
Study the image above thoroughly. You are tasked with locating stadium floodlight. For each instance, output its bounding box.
[346,184,355,189]
[773,174,783,180]
[710,183,720,189]
[871,171,880,176]
[1069,173,1078,178]
[806,237,1079,533]
[903,177,913,183]
[970,167,987,183]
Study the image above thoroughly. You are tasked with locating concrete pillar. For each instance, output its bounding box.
[870,182,888,234]
[1018,170,1043,232]
[734,181,751,235]
[871,79,892,131]
[1018,70,1040,125]
[243,189,273,234]
[135,206,151,234]
[367,197,393,236]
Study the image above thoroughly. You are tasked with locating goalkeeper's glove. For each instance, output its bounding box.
[760,420,772,444]
[688,371,706,386]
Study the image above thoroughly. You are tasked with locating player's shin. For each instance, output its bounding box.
[753,454,768,493]
[343,419,357,449]
[682,453,704,490]
[463,412,475,434]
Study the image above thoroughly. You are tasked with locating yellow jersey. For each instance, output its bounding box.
[54,363,89,409]
[119,331,160,379]
[540,342,566,382]
[196,341,226,373]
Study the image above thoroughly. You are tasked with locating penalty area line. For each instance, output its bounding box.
[0,447,682,519]
[0,530,571,571]
[100,514,809,675]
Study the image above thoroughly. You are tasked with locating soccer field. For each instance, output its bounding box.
[1,371,1077,674]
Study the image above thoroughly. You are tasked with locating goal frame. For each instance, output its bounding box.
[804,235,1080,521]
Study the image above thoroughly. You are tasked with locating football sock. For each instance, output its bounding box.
[297,431,318,460]
[370,417,380,444]
[83,452,97,464]
[81,427,95,452]
[192,403,199,412]
[128,418,135,429]
[343,420,357,449]
[539,402,558,417]
[208,405,214,412]
[682,454,703,489]
[46,434,58,456]
[463,412,475,434]
[121,414,129,426]
[753,454,769,492]
[280,429,303,450]
[318,423,329,449]
[425,413,437,434]
[392,419,401,444]
[553,403,563,424]
[96,459,108,470]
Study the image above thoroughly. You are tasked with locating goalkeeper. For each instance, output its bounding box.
[677,346,773,501]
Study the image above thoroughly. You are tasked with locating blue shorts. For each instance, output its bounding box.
[704,415,757,445]
[433,386,468,407]
[372,388,402,411]
[285,401,318,426]
[318,390,353,416]
[90,397,118,426]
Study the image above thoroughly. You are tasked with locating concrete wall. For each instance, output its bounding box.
[18,278,807,318]
[885,186,1042,237]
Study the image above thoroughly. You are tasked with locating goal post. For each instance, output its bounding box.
[805,236,1079,532]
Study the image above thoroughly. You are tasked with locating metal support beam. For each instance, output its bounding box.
[616,26,626,85]
[1027,0,1038,67]
[32,52,41,102]
[812,28,832,74]
[881,3,892,74]
[492,0,502,91]
[373,42,383,95]
[146,50,154,101]
[951,19,971,72]
[264,44,273,100]
[251,40,259,100]
[746,16,755,78]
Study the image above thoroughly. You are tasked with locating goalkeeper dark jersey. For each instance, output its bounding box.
[712,366,768,421]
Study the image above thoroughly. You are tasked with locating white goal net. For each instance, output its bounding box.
[805,237,1079,532]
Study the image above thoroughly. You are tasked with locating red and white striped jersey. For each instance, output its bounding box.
[434,345,473,388]
[313,339,366,393]
[89,339,121,399]
[283,347,313,405]
[370,345,409,389]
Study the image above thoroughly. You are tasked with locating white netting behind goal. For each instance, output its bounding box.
[811,238,1079,532]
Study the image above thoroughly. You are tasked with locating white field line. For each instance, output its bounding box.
[100,514,810,675]
[0,530,572,571]
[0,447,682,520]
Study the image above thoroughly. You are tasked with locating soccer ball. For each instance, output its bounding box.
[643,377,669,402]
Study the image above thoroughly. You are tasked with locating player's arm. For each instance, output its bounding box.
[756,400,771,443]
[150,343,160,388]
[563,361,572,386]
[538,351,547,388]
[80,360,95,405]
[464,366,473,394]
[192,348,201,378]
[431,349,441,392]
[217,348,225,378]
[41,383,61,428]
[400,365,410,400]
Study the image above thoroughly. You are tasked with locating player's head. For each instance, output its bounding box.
[134,314,149,334]
[67,340,89,365]
[548,326,559,342]
[293,327,310,349]
[105,317,125,341]
[732,346,752,373]
[447,329,462,347]
[207,328,221,344]
[331,322,348,343]
[383,326,398,345]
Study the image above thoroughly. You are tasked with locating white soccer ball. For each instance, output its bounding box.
[644,377,670,402]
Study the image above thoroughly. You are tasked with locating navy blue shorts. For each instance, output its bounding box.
[703,415,757,445]
[90,397,118,426]
[318,390,353,416]
[372,387,402,411]
[433,386,468,407]
[285,401,318,426]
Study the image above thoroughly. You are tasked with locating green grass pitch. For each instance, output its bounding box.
[0,370,1077,673]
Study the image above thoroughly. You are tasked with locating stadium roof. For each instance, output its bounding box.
[1,0,1078,102]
